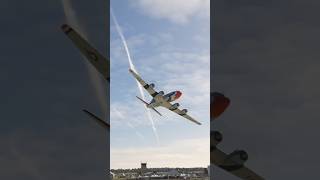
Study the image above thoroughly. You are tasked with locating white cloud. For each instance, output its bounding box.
[111,137,209,169]
[111,101,150,127]
[134,0,210,24]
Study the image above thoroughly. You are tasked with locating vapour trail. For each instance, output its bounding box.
[61,0,107,119]
[111,9,159,143]
[112,106,145,140]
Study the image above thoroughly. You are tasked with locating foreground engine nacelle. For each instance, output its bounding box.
[228,150,248,165]
[211,131,223,146]
[170,103,180,110]
[181,109,188,115]
[158,91,164,96]
[149,83,155,88]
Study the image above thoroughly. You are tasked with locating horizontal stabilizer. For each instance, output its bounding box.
[83,109,110,130]
[136,96,148,105]
[136,96,162,116]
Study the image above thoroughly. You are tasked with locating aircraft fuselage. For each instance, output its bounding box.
[147,91,182,108]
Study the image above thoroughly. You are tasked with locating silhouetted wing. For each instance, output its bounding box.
[61,24,109,82]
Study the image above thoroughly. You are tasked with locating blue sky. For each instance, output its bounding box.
[110,0,210,169]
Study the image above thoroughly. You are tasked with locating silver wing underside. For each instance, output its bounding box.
[129,69,158,97]
[161,100,201,125]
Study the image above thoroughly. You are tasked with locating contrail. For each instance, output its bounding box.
[112,106,145,140]
[111,9,159,143]
[61,0,107,119]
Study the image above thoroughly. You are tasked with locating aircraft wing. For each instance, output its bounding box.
[161,101,201,125]
[61,24,110,82]
[128,69,158,97]
[211,146,265,180]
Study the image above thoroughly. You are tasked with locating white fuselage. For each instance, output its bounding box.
[147,91,182,108]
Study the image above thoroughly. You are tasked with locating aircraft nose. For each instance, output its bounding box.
[175,91,182,99]
[211,92,230,119]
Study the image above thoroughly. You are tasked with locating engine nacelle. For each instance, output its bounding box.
[181,109,188,115]
[158,91,164,96]
[211,131,223,146]
[211,92,230,119]
[170,103,180,110]
[173,103,180,108]
[228,150,248,165]
[149,83,155,88]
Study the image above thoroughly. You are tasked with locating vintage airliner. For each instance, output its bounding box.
[129,69,201,125]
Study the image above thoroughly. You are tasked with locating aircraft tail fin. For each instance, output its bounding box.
[83,109,110,130]
[136,96,162,116]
